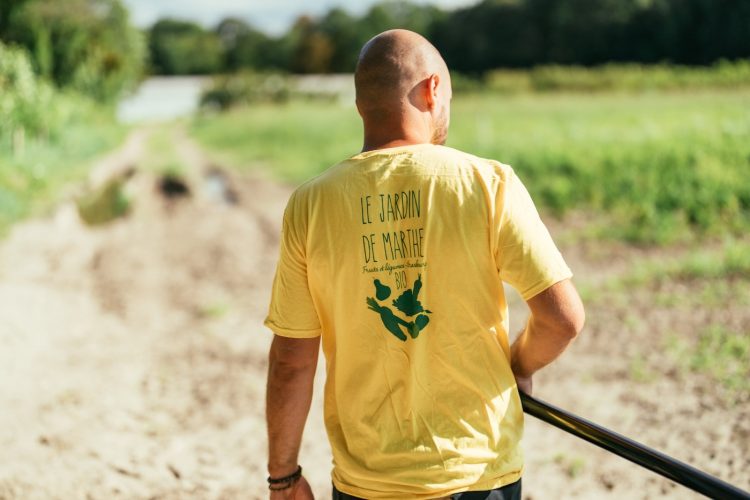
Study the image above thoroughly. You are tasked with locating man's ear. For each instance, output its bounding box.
[425,73,440,110]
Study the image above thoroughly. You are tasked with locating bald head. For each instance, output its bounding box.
[355,29,452,148]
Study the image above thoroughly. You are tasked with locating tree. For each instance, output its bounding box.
[0,0,32,39]
[3,0,144,102]
[432,0,540,71]
[289,16,334,74]
[149,19,223,75]
[215,17,281,71]
[141,0,750,77]
[318,8,360,72]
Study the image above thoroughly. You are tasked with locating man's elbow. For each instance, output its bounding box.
[568,303,586,340]
[560,293,586,341]
[528,279,586,341]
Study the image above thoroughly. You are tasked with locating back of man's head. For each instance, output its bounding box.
[354,29,452,146]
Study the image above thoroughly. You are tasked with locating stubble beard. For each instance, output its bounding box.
[430,106,449,145]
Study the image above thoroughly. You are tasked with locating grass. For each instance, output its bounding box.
[619,238,750,287]
[0,42,130,235]
[450,90,750,243]
[666,326,750,399]
[665,241,750,280]
[141,125,186,176]
[579,238,750,311]
[578,237,750,399]
[0,112,126,235]
[483,60,750,94]
[629,353,656,383]
[192,102,361,181]
[191,88,750,244]
[553,453,587,479]
[199,301,230,319]
[697,279,750,307]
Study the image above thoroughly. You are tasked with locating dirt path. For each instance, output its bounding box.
[0,128,747,499]
[0,127,306,499]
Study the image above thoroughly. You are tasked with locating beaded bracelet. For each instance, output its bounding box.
[268,465,302,491]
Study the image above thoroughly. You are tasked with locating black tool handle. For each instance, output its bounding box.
[520,392,750,499]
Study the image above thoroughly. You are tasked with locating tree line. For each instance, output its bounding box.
[0,0,144,102]
[1,0,748,101]
[149,0,750,75]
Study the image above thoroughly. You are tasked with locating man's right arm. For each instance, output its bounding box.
[510,278,585,394]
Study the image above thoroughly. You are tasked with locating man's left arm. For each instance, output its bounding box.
[266,334,320,499]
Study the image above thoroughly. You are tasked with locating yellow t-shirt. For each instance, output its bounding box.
[265,143,572,499]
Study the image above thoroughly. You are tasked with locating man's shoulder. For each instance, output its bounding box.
[282,158,355,216]
[430,145,515,184]
[435,145,512,170]
[289,158,352,198]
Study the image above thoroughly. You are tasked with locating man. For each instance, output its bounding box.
[265,29,585,500]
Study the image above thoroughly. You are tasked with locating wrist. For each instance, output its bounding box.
[511,359,534,379]
[268,459,299,477]
[268,465,303,491]
[268,462,300,479]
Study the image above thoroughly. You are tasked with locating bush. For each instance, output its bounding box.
[4,0,145,103]
[0,42,60,142]
[200,72,292,110]
[0,41,126,234]
[200,72,355,110]
[485,61,750,94]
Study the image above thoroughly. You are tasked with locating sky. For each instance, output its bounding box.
[121,0,477,35]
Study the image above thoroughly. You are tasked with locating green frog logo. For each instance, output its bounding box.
[366,274,432,341]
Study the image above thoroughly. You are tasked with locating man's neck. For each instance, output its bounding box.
[361,137,429,153]
[360,113,432,153]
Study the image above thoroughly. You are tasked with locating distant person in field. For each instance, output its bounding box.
[264,29,585,500]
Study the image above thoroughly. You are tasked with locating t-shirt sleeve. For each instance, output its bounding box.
[493,168,572,300]
[264,193,322,338]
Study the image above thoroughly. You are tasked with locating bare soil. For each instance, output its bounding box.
[0,129,747,499]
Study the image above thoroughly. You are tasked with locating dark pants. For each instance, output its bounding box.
[333,478,522,500]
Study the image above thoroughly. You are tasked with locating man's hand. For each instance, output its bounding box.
[515,374,533,396]
[511,279,584,390]
[269,477,314,500]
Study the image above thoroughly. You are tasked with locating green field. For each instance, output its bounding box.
[192,88,750,244]
[0,108,126,235]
